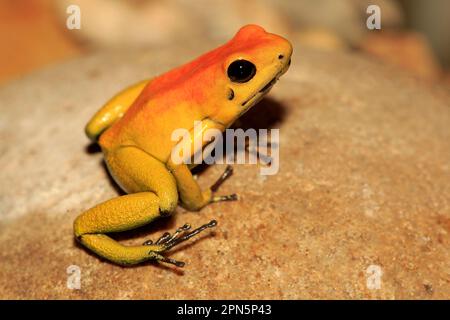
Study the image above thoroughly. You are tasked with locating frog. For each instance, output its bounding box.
[75,24,292,267]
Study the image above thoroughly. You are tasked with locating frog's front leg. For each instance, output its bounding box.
[166,118,238,211]
[167,159,237,211]
[74,146,215,266]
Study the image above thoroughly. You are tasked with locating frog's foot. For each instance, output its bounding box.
[211,165,233,191]
[212,194,238,202]
[142,220,217,267]
[210,165,238,203]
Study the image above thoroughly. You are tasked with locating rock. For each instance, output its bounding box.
[359,31,442,81]
[401,0,450,68]
[0,46,449,299]
[52,0,405,50]
[0,0,80,84]
[293,28,348,52]
[54,0,290,48]
[274,0,404,46]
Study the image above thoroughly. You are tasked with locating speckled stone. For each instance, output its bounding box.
[0,46,449,299]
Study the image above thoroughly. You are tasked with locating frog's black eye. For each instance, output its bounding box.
[227,60,256,83]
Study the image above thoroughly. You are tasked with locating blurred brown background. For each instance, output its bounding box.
[0,0,449,85]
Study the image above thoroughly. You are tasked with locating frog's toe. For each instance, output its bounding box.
[209,165,238,203]
[143,223,191,246]
[210,165,233,191]
[212,193,238,203]
[152,253,186,268]
[144,220,217,267]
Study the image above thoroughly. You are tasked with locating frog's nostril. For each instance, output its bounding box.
[228,88,235,100]
[278,54,284,60]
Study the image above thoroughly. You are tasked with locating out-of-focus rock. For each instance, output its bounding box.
[55,0,202,48]
[0,45,449,299]
[53,0,404,50]
[350,0,405,28]
[294,28,348,51]
[273,0,404,46]
[0,0,80,83]
[54,0,290,48]
[359,31,442,80]
[401,0,450,68]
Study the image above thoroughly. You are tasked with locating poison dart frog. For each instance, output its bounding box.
[75,24,292,266]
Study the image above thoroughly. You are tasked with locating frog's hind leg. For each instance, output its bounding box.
[141,219,217,266]
[75,196,216,266]
[75,192,161,265]
[74,146,216,266]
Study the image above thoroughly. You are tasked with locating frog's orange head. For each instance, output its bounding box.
[205,24,293,127]
[144,25,292,128]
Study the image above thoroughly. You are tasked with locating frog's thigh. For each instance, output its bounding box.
[73,147,178,265]
[74,192,161,236]
[167,160,211,211]
[107,146,179,214]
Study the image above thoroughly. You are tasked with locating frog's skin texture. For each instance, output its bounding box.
[75,25,292,266]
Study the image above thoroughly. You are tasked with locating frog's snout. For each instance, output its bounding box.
[278,54,291,67]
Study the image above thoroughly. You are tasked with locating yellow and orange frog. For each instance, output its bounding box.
[75,25,292,266]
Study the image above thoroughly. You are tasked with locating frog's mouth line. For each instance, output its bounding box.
[240,56,291,108]
[241,75,278,107]
[259,77,278,93]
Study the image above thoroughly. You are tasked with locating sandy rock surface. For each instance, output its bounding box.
[0,46,449,299]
